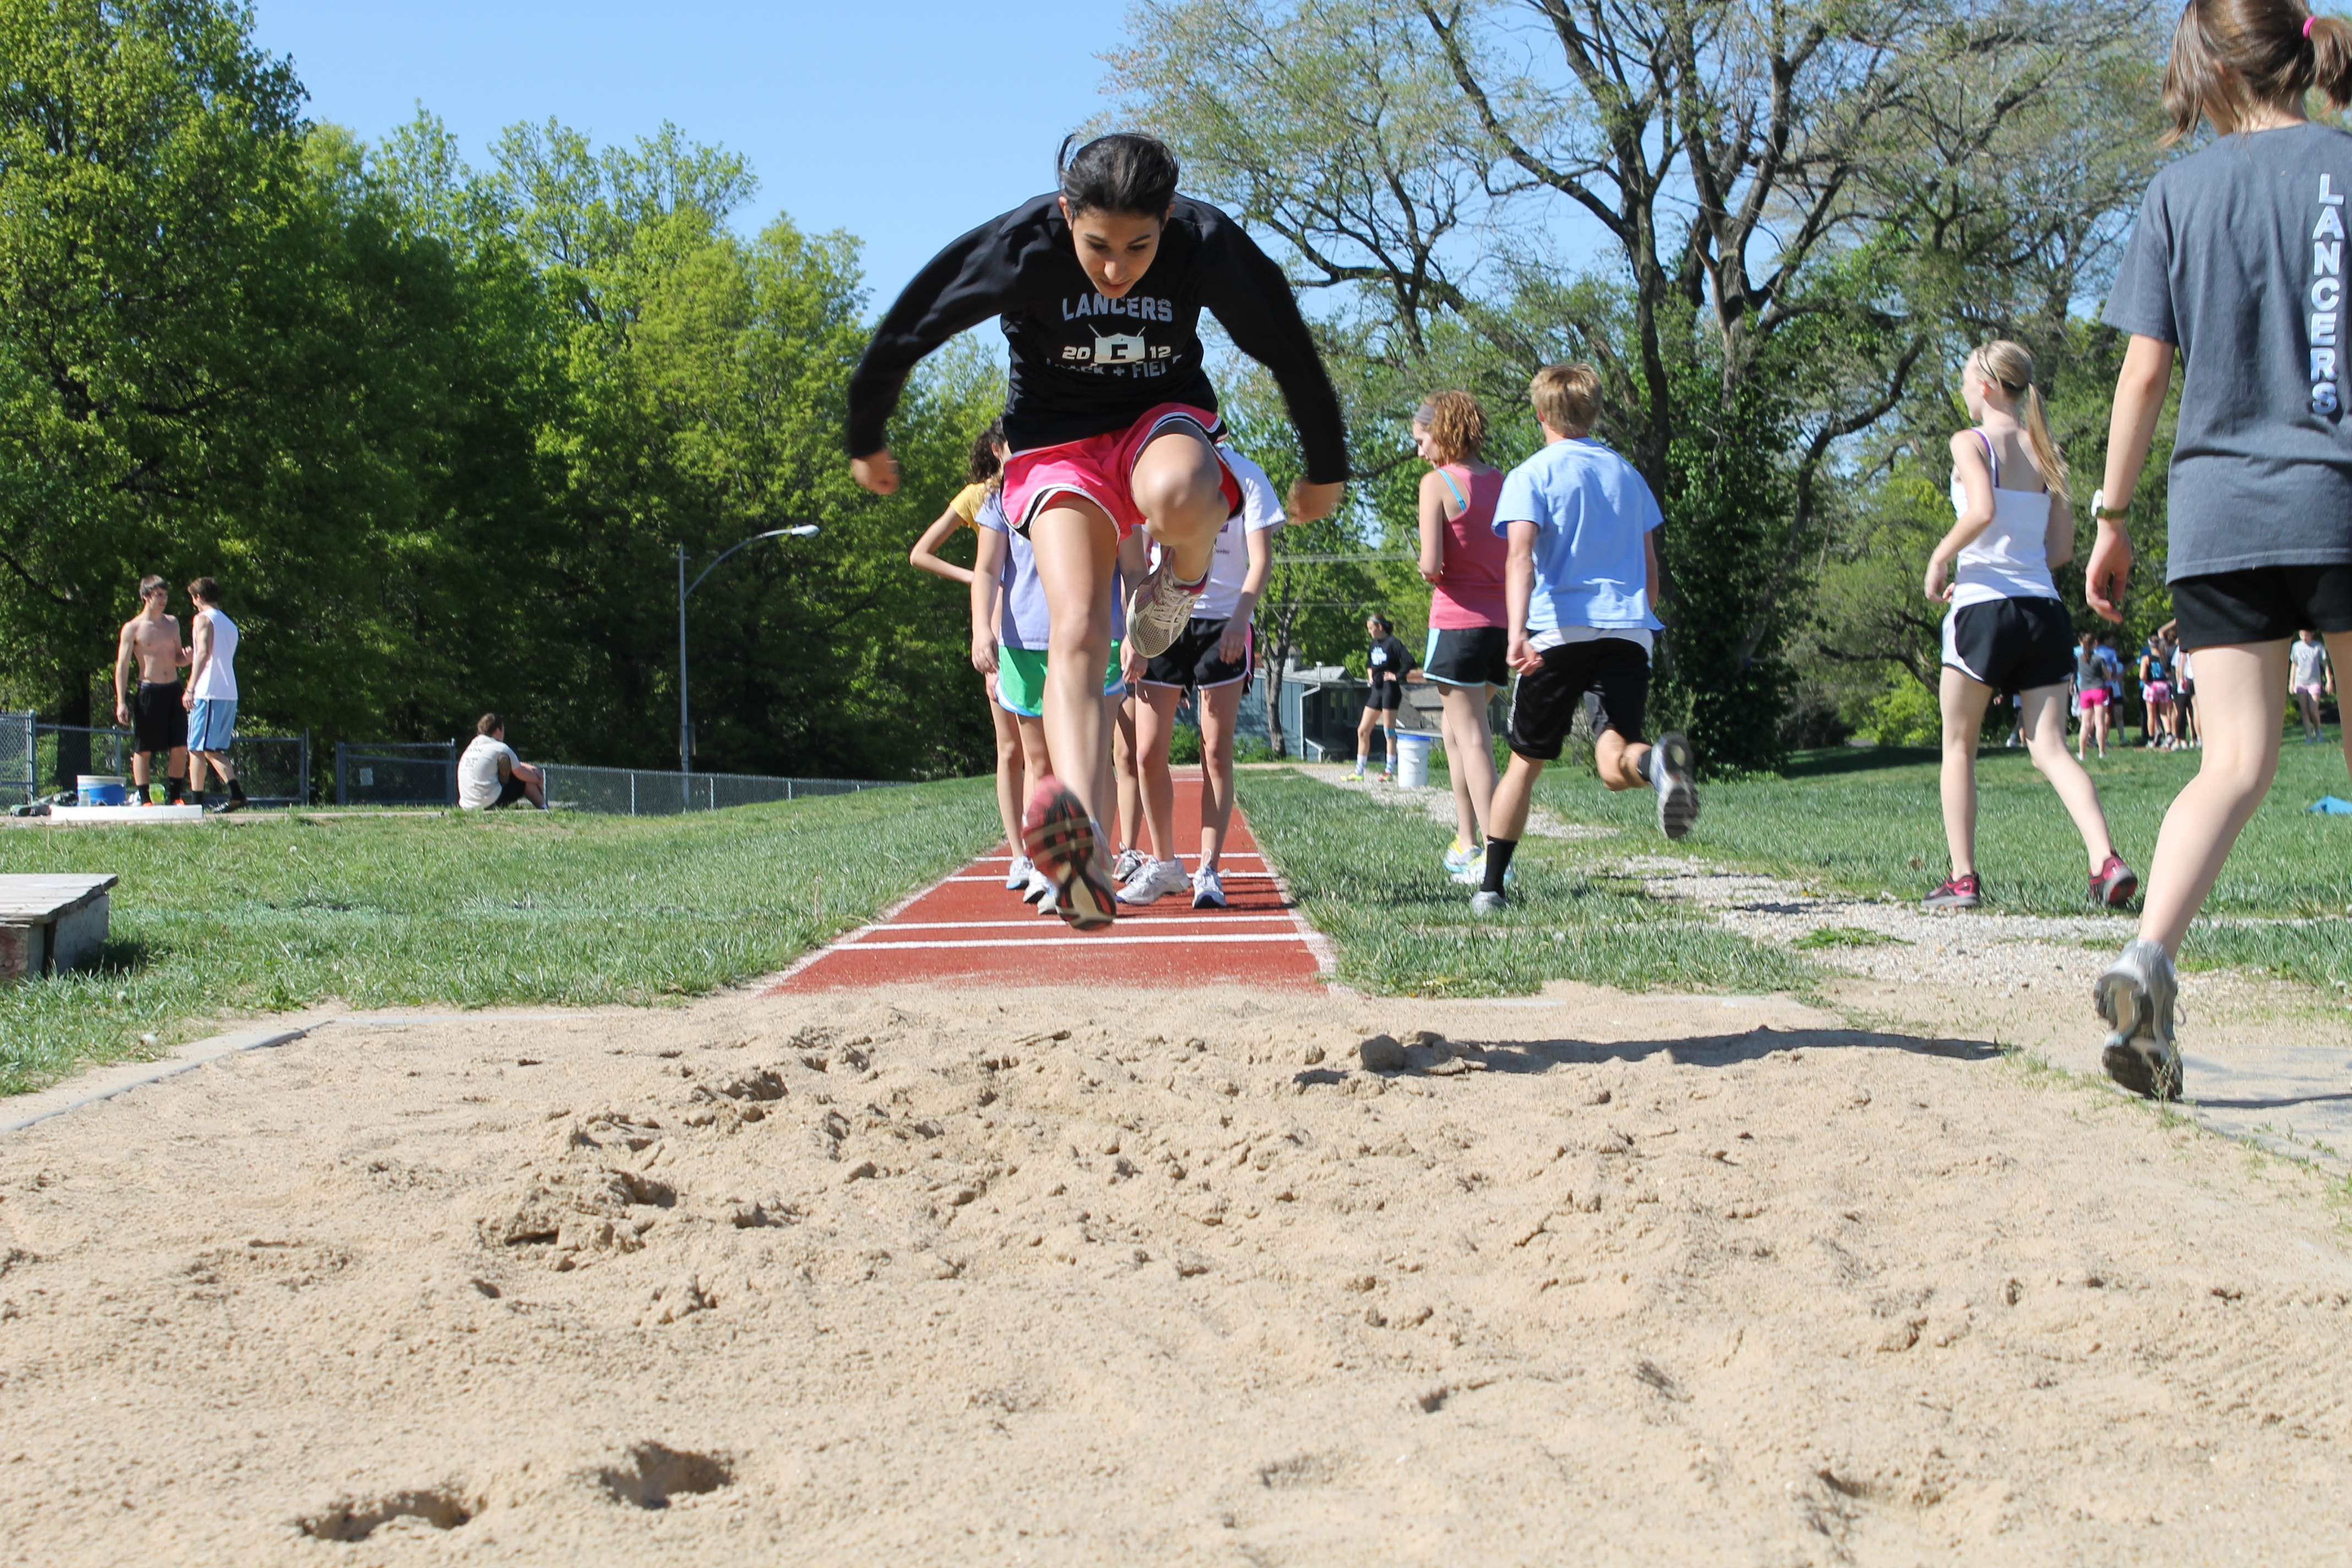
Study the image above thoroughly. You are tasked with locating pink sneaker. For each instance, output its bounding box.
[2089,854,2139,910]
[1019,776,1116,932]
[1921,873,1980,910]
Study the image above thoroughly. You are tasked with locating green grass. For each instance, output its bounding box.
[1520,731,2352,992]
[0,782,999,1095]
[1236,767,1815,999]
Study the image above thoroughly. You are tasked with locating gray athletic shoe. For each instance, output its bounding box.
[1125,561,1204,659]
[1651,732,1698,840]
[1113,847,1148,884]
[2094,939,2182,1101]
[1470,890,1507,917]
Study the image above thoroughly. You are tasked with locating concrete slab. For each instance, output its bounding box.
[0,874,118,983]
[48,804,203,824]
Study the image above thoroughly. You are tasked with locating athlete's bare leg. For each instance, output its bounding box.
[1939,667,1996,878]
[1113,693,1146,859]
[2136,641,2293,955]
[2018,684,2119,872]
[1133,684,1182,868]
[1129,425,1226,586]
[988,682,1024,850]
[1027,500,1120,831]
[1438,683,1498,843]
[1197,679,1244,870]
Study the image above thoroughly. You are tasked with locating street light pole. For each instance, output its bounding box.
[676,525,820,807]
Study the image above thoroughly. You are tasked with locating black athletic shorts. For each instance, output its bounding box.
[133,680,186,755]
[1142,616,1249,692]
[491,774,531,808]
[1423,625,1509,689]
[1365,679,1404,712]
[1941,597,2074,692]
[2171,565,2352,649]
[1507,637,1650,760]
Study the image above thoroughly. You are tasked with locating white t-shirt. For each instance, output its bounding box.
[458,735,518,809]
[189,607,238,699]
[2291,639,2330,690]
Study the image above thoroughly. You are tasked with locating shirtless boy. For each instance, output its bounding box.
[112,575,190,803]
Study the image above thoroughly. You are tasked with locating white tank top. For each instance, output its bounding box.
[1947,431,2057,608]
[190,606,238,699]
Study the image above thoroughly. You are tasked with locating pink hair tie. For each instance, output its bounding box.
[2308,15,2318,37]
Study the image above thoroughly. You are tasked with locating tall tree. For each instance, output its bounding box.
[1113,0,2165,769]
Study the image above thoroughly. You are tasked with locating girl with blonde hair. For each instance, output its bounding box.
[1922,341,2137,916]
[1412,390,1511,882]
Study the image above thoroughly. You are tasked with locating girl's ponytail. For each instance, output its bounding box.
[1973,340,2070,493]
[2311,11,2352,109]
[2021,383,2071,496]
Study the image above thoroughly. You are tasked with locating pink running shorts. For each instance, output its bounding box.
[1003,402,1241,543]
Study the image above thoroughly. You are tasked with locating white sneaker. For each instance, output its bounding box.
[1022,867,1054,906]
[1452,851,1513,887]
[1649,732,1698,840]
[1004,854,1034,891]
[2095,939,2182,1101]
[1191,867,1227,908]
[1442,836,1479,876]
[1125,560,1204,658]
[1117,857,1189,906]
[1113,847,1148,884]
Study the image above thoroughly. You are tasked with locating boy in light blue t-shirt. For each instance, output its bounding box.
[1471,364,1698,914]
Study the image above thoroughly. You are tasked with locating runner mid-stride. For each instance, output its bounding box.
[846,133,1348,928]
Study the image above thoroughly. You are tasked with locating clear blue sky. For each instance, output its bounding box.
[248,1,1134,307]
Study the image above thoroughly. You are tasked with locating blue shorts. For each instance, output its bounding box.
[187,698,237,753]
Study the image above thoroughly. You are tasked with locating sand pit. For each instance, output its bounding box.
[2,982,2349,1565]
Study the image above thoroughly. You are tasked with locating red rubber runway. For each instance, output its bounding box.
[772,772,1331,992]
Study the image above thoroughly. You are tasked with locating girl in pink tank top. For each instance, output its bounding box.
[1413,391,1510,880]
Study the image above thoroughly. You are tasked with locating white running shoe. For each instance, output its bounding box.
[1442,836,1478,876]
[1125,561,1204,658]
[1117,857,1189,906]
[1650,732,1699,840]
[2094,939,2182,1101]
[1005,854,1034,891]
[1022,867,1054,906]
[1470,890,1506,916]
[1191,867,1227,909]
[1452,851,1513,888]
[1113,847,1148,884]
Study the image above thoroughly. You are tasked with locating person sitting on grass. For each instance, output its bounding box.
[1472,363,1696,916]
[458,713,545,811]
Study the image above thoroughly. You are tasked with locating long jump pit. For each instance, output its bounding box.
[1,790,2348,1564]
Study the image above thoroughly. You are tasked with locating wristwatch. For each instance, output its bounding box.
[2089,488,2129,523]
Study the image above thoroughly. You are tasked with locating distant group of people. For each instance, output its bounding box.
[110,575,244,812]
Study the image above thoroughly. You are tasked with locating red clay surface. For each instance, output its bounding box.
[772,771,1331,992]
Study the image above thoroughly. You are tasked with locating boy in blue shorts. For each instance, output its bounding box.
[1472,364,1697,914]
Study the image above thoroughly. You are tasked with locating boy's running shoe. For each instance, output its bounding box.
[1921,873,1980,910]
[1019,776,1117,931]
[1022,867,1054,906]
[1191,867,1228,908]
[1125,562,1204,659]
[1442,836,1479,876]
[1470,890,1507,917]
[1113,847,1148,884]
[1004,853,1035,891]
[2094,939,2182,1101]
[1651,732,1698,840]
[2089,854,2139,910]
[1116,857,1189,906]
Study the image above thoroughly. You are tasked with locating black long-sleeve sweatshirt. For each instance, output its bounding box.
[846,193,1349,486]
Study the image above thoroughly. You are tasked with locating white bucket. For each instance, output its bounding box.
[1393,731,1435,788]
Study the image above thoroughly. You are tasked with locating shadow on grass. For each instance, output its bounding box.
[83,937,154,977]
[1781,745,1941,778]
[1297,1027,2000,1085]
[2193,1090,2352,1112]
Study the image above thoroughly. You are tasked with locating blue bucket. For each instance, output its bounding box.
[77,775,128,807]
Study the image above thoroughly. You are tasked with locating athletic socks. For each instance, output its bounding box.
[1480,839,1518,894]
[187,789,205,809]
[1636,747,1659,785]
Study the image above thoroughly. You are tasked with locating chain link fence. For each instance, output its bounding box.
[538,763,897,816]
[26,724,308,805]
[1,712,31,804]
[335,740,455,807]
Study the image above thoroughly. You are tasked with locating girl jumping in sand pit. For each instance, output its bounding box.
[848,132,1347,930]
[1921,342,2137,914]
[2085,0,2352,1099]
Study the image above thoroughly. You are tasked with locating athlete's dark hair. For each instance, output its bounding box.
[2163,0,2352,144]
[138,575,166,600]
[1366,614,1391,633]
[186,576,220,605]
[1056,133,1180,218]
[477,712,503,737]
[966,418,1006,486]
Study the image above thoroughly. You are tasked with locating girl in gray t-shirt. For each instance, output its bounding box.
[2086,0,2352,1102]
